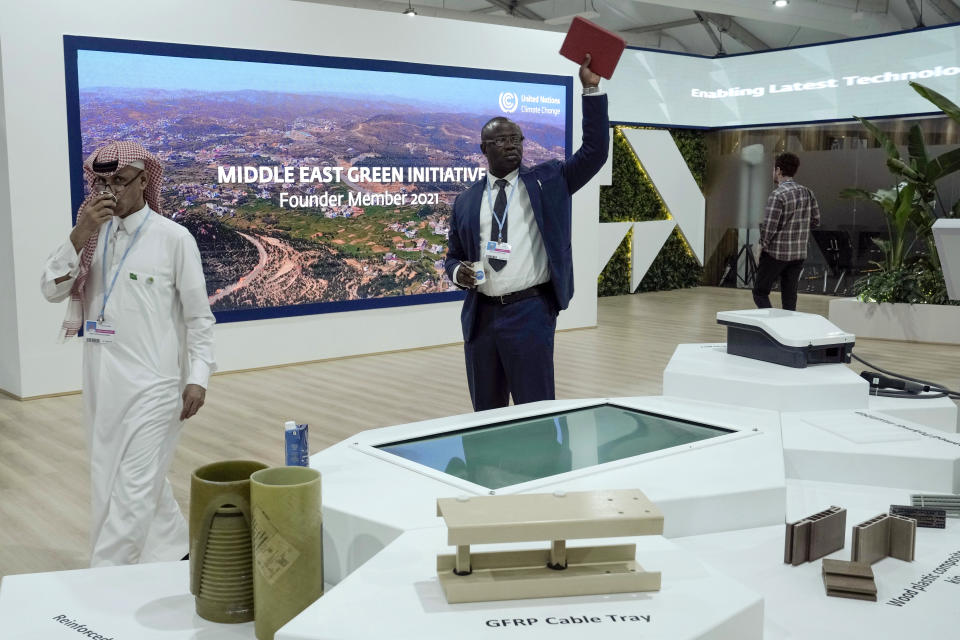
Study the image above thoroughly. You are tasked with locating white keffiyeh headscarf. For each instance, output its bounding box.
[61,141,163,339]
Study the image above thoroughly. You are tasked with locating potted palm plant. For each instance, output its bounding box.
[829,82,960,343]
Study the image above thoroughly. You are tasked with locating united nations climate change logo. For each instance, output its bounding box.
[499,91,519,113]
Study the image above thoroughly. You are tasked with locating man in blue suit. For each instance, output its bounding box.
[445,56,609,411]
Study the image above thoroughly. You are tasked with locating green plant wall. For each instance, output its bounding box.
[598,126,705,296]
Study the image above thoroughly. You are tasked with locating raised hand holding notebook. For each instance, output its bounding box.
[559,16,627,80]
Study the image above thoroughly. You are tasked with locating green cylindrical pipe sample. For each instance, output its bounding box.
[250,466,323,640]
[190,459,268,623]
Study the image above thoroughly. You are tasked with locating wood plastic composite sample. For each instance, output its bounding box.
[435,489,664,604]
[822,558,877,602]
[910,494,960,516]
[784,506,846,565]
[889,505,946,529]
[851,513,916,565]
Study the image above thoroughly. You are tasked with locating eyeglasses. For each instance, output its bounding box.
[485,135,524,148]
[92,170,143,194]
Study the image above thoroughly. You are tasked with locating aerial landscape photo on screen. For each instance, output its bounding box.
[66,38,569,320]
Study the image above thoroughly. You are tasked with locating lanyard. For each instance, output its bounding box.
[99,211,151,321]
[485,177,517,243]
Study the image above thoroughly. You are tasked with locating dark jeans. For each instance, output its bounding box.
[753,252,804,311]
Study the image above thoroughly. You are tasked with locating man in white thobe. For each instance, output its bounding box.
[41,141,216,567]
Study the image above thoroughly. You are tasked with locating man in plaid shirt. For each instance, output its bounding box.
[753,152,820,311]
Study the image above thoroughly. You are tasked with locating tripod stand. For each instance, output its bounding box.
[719,241,759,288]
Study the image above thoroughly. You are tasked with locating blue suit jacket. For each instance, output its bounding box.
[444,94,609,341]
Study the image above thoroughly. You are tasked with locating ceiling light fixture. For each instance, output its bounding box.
[773,0,789,7]
[403,1,417,16]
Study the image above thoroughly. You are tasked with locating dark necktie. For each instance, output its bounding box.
[489,178,508,272]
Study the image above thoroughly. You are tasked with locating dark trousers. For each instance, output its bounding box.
[464,293,557,411]
[753,252,804,311]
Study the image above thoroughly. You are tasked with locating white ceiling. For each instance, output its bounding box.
[296,0,959,56]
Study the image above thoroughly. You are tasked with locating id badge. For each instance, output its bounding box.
[84,319,116,344]
[484,240,512,262]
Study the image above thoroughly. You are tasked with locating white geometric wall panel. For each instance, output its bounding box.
[933,219,960,300]
[632,220,677,292]
[596,133,615,187]
[597,221,633,273]
[621,128,705,264]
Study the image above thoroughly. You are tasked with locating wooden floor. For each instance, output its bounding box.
[1,287,957,578]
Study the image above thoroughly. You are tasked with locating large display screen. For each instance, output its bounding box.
[377,403,733,490]
[64,36,571,322]
[608,24,960,128]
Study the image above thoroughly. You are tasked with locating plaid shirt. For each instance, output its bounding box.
[759,179,821,261]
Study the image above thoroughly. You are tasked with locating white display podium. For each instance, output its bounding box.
[313,396,787,586]
[662,343,868,412]
[5,482,954,640]
[0,561,254,639]
[676,480,960,640]
[3,342,958,640]
[866,394,959,433]
[663,342,960,492]
[780,410,960,492]
[665,342,957,433]
[278,528,763,640]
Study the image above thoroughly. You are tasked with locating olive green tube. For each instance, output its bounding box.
[250,466,323,640]
[189,459,268,623]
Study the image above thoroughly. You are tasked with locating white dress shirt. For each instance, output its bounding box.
[469,169,550,296]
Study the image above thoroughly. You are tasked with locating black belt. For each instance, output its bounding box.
[478,283,550,305]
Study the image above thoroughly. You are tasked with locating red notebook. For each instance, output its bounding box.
[559,16,627,80]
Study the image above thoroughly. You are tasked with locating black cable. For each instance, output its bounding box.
[853,353,960,399]
[872,389,948,400]
[852,353,951,391]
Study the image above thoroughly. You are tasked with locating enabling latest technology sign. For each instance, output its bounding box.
[608,24,960,128]
[64,36,570,322]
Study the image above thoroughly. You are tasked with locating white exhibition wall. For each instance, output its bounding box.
[0,46,20,397]
[0,0,603,398]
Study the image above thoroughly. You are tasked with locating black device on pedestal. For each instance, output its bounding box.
[716,309,856,369]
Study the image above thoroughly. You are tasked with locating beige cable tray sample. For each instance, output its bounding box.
[435,489,664,604]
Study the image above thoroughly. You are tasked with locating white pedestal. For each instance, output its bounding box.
[675,479,960,640]
[662,343,868,412]
[278,528,764,640]
[867,394,959,433]
[781,410,960,492]
[0,561,254,639]
[313,396,787,586]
